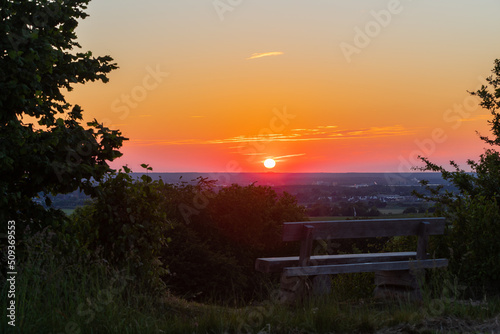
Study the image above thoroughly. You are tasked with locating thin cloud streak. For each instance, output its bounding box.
[246,51,284,60]
[129,125,415,147]
[273,153,306,161]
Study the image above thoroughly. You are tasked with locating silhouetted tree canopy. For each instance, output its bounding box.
[416,59,500,293]
[0,0,126,228]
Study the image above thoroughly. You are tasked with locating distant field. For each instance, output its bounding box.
[60,209,426,220]
[377,213,428,219]
[61,208,75,216]
[379,207,406,215]
[308,213,428,221]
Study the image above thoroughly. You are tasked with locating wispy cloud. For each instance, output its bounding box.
[237,151,268,157]
[129,125,415,147]
[246,51,284,60]
[273,153,306,161]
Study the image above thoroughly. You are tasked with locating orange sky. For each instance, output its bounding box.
[66,0,500,172]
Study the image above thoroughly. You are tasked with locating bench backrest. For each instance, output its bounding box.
[282,217,446,242]
[284,217,446,266]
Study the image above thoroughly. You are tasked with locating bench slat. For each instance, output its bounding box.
[282,218,446,241]
[255,252,418,273]
[283,259,449,276]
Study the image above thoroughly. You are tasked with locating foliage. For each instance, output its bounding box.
[5,236,500,334]
[209,184,305,253]
[4,211,500,332]
[71,166,172,291]
[330,272,374,301]
[435,196,500,293]
[0,0,126,230]
[416,59,500,294]
[69,171,307,301]
[160,181,308,302]
[402,206,418,214]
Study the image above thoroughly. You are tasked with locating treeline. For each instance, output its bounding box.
[306,200,436,217]
[69,167,307,302]
[307,200,383,217]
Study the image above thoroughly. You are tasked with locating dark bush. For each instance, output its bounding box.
[435,196,500,294]
[403,207,418,214]
[72,166,172,291]
[161,182,307,302]
[416,59,500,295]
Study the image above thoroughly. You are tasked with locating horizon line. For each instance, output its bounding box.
[127,171,444,174]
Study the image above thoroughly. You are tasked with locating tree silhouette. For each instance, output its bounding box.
[416,59,500,293]
[0,0,126,228]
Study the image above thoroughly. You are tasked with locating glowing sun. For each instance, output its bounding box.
[264,158,276,169]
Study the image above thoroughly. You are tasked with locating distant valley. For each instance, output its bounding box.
[49,172,453,217]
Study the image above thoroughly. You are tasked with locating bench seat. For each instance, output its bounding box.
[283,258,448,276]
[256,251,420,273]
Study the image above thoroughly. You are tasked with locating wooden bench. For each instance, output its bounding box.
[255,217,448,302]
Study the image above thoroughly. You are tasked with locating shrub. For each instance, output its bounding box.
[72,174,308,302]
[161,182,307,302]
[436,196,500,294]
[416,59,500,295]
[72,166,172,291]
[403,207,418,214]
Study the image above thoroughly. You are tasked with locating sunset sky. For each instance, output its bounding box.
[67,0,500,173]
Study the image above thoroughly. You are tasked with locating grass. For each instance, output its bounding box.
[2,250,500,334]
[2,230,499,334]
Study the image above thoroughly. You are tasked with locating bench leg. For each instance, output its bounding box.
[374,270,424,301]
[278,273,310,304]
